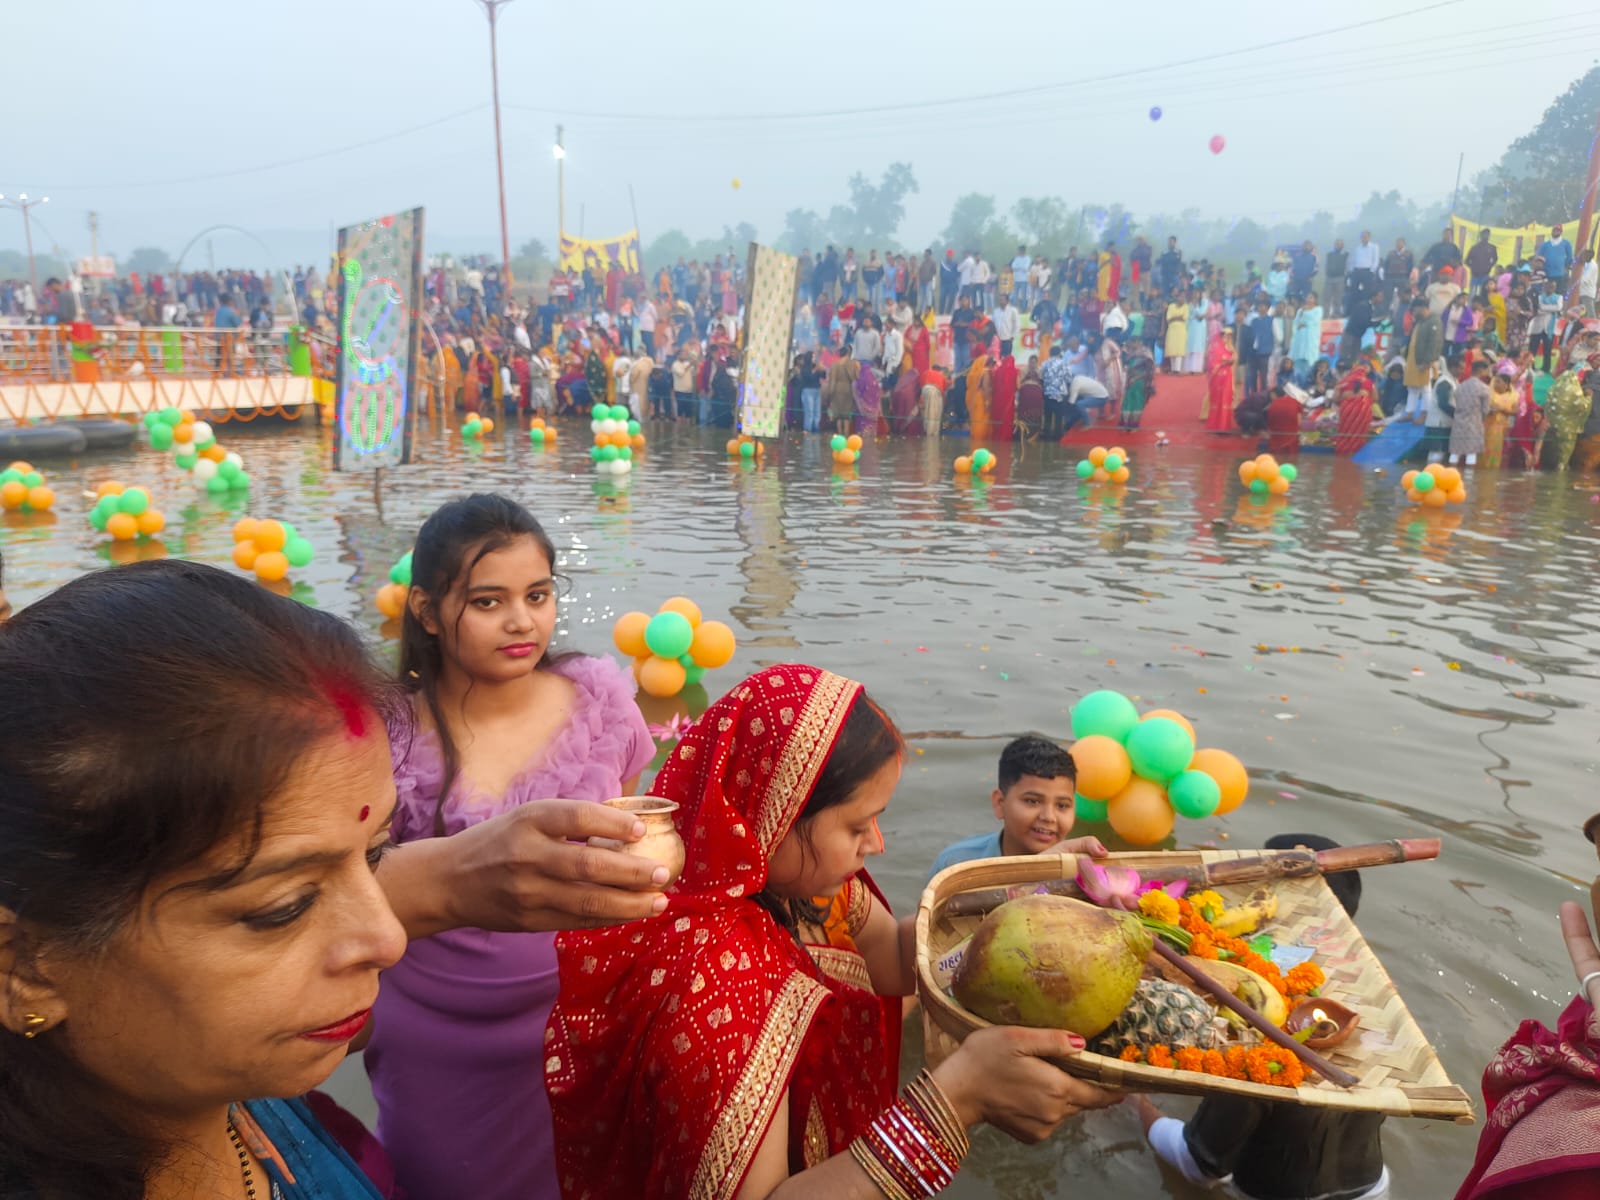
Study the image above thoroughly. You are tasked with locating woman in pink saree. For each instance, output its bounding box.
[1204,331,1236,432]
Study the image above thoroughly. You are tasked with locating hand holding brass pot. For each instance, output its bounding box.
[590,797,685,886]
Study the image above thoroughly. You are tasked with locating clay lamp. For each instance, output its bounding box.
[1286,998,1360,1050]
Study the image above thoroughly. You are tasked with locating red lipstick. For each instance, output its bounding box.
[299,1008,371,1043]
[500,642,538,658]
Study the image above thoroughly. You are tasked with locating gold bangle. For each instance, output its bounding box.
[909,1070,971,1159]
[850,1137,914,1200]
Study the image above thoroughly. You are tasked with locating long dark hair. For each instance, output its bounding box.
[397,493,560,831]
[0,560,398,1199]
[754,689,904,935]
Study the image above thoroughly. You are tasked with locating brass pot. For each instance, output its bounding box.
[591,796,685,886]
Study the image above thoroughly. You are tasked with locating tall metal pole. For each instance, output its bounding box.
[477,0,514,289]
[21,203,38,297]
[1450,151,1464,216]
[556,123,565,258]
[1567,101,1600,307]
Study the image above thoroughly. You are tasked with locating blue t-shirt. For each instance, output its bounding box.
[1540,238,1574,278]
[927,830,1004,884]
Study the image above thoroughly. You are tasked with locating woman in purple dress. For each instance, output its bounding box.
[364,494,654,1200]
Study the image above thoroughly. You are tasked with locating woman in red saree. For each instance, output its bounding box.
[1204,331,1236,431]
[546,665,1111,1200]
[1455,816,1600,1200]
[889,368,923,436]
[1334,363,1378,456]
[991,353,1019,440]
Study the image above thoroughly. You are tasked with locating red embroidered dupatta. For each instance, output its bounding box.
[547,666,898,1200]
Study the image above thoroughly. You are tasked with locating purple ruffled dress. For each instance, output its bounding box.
[364,655,654,1200]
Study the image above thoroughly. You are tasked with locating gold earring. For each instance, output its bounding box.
[22,1013,48,1039]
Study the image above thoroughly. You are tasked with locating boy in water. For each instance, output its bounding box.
[927,736,1107,880]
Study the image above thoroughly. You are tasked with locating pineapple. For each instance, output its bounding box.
[1089,978,1220,1054]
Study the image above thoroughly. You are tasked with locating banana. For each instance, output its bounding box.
[1212,887,1278,938]
[1181,956,1289,1027]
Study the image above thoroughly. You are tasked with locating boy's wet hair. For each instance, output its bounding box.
[998,735,1076,792]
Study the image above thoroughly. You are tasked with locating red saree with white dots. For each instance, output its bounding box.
[546,665,901,1200]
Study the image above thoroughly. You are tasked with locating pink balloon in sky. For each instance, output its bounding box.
[1208,134,1226,154]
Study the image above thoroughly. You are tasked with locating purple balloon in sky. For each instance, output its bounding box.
[1149,105,1162,121]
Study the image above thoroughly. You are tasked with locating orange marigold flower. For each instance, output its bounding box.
[1119,1045,1143,1062]
[1201,1049,1229,1077]
[1190,932,1219,960]
[1223,1045,1250,1079]
[1146,1044,1175,1070]
[1174,1047,1205,1073]
[1175,897,1194,918]
[1245,1046,1306,1088]
[1285,963,1326,996]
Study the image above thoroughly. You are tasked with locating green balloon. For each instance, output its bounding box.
[644,610,695,659]
[218,460,241,480]
[175,449,198,470]
[619,446,633,460]
[149,424,174,450]
[1414,471,1435,492]
[205,475,230,495]
[529,426,545,442]
[0,468,20,485]
[599,444,620,462]
[1168,769,1222,819]
[1070,690,1140,741]
[142,411,160,429]
[1250,477,1269,494]
[1076,459,1095,479]
[831,434,847,452]
[116,489,149,516]
[21,471,42,489]
[1103,453,1123,472]
[157,407,184,426]
[89,507,109,532]
[284,537,315,568]
[678,653,696,669]
[1126,717,1196,783]
[739,441,755,458]
[1074,794,1110,822]
[627,420,641,436]
[229,471,251,490]
[609,405,630,421]
[683,664,706,686]
[1279,463,1298,482]
[390,552,413,586]
[92,493,117,519]
[590,403,606,419]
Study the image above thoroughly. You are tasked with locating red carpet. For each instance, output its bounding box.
[1059,373,1257,451]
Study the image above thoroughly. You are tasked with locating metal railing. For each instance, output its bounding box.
[0,324,298,382]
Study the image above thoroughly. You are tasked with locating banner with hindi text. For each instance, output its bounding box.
[558,230,641,276]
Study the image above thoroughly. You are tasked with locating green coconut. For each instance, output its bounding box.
[950,894,1153,1038]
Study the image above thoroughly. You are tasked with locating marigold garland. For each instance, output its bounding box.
[1139,890,1181,924]
[1120,1045,1142,1062]
[1189,932,1219,960]
[1174,1047,1205,1073]
[1245,1045,1306,1088]
[1146,1044,1175,1070]
[1285,962,1326,997]
[1108,1042,1303,1087]
[1201,1049,1230,1077]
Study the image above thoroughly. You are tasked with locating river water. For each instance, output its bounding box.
[5,416,1599,1199]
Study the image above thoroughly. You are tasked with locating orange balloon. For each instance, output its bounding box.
[1091,467,1110,483]
[232,541,260,570]
[1438,467,1462,491]
[233,518,259,543]
[1237,461,1257,485]
[631,434,646,449]
[613,610,652,658]
[1254,459,1280,484]
[25,485,54,511]
[1108,446,1128,461]
[106,512,139,541]
[1141,709,1196,741]
[1070,735,1133,801]
[253,520,287,553]
[0,481,25,509]
[531,417,546,429]
[1268,475,1291,495]
[376,583,407,620]
[1424,462,1446,479]
[1110,467,1130,484]
[96,480,125,497]
[480,417,495,434]
[1422,487,1448,508]
[1406,488,1423,503]
[847,434,863,451]
[689,620,737,669]
[631,654,652,683]
[1255,454,1278,472]
[1106,778,1175,846]
[135,508,165,536]
[638,655,688,698]
[1189,748,1249,814]
[200,444,227,462]
[658,596,703,628]
[1400,470,1420,490]
[1447,486,1467,504]
[1089,447,1108,467]
[979,457,995,473]
[253,550,290,583]
[6,461,33,474]
[954,456,971,474]
[726,439,741,455]
[172,423,194,444]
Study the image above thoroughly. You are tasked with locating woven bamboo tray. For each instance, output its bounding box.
[916,851,1476,1123]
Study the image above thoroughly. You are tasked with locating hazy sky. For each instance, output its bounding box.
[5,0,1599,270]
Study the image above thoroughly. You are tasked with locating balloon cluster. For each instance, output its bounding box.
[462,415,496,439]
[88,481,165,541]
[231,518,315,584]
[528,415,559,447]
[954,448,996,476]
[828,433,860,465]
[1401,464,1465,508]
[612,597,737,698]
[1068,689,1248,846]
[375,550,413,620]
[1238,453,1297,495]
[142,407,250,494]
[0,462,53,512]
[731,433,769,462]
[590,403,643,475]
[1075,445,1131,483]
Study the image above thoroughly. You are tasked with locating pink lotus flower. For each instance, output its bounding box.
[647,712,695,743]
[1076,860,1188,909]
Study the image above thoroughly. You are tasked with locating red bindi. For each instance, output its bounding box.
[358,805,371,823]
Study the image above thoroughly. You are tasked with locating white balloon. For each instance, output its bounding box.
[192,458,218,481]
[589,420,602,433]
[223,451,243,469]
[190,421,214,445]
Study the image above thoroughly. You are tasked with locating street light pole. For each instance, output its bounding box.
[475,0,514,289]
[554,124,565,259]
[0,193,49,297]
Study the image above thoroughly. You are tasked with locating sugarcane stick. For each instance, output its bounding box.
[943,839,1440,918]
